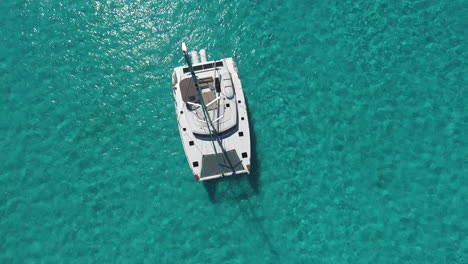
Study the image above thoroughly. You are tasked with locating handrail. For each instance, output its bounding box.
[187,101,202,107]
[212,115,224,123]
[205,96,220,107]
[187,96,219,108]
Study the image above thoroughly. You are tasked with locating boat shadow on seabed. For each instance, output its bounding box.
[201,115,281,260]
[203,109,260,203]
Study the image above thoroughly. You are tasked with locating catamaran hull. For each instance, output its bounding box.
[172,55,251,182]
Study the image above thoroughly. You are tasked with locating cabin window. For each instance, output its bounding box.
[189,141,194,146]
[193,161,199,167]
[238,132,244,137]
[242,152,248,158]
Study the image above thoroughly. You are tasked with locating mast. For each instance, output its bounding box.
[181,43,236,175]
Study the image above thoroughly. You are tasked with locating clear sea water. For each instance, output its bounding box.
[1,0,467,263]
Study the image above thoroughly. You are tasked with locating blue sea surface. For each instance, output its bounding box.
[1,0,467,263]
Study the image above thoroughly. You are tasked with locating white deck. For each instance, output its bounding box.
[172,57,251,181]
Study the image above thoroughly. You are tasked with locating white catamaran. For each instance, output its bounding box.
[171,43,251,182]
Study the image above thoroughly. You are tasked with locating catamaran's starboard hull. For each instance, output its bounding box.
[172,56,251,182]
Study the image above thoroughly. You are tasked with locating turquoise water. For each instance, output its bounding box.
[1,0,467,263]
